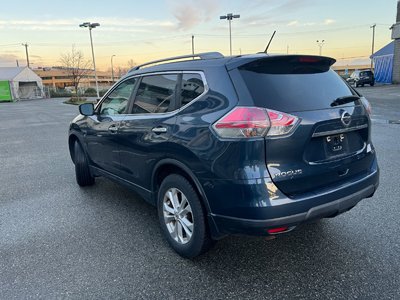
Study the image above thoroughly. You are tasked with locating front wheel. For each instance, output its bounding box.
[157,174,214,258]
[74,141,95,186]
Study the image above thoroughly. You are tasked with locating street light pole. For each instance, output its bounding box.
[316,40,325,56]
[79,22,100,99]
[220,13,240,56]
[370,24,376,70]
[111,55,116,83]
[22,43,30,68]
[191,35,195,56]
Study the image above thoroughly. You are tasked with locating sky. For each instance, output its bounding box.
[0,0,397,71]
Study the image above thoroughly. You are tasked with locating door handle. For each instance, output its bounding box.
[108,124,118,134]
[152,127,167,133]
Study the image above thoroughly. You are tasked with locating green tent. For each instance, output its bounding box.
[0,80,12,102]
[0,67,44,101]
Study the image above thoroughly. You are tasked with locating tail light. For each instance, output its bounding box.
[360,97,372,115]
[267,109,299,136]
[213,106,299,139]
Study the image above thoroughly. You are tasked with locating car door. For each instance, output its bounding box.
[117,73,179,191]
[85,77,137,176]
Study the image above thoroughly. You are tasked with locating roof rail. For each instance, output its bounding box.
[129,52,224,72]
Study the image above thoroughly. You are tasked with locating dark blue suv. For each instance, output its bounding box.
[69,52,379,258]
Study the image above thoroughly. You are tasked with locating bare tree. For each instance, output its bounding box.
[59,46,92,98]
[127,59,137,68]
[115,59,137,78]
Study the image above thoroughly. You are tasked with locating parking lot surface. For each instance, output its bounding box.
[0,86,399,299]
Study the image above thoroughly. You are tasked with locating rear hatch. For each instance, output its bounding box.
[232,55,373,196]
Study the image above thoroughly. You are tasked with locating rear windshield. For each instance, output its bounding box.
[360,71,372,76]
[239,58,356,112]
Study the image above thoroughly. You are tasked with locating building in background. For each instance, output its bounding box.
[332,64,371,78]
[391,0,400,83]
[0,67,44,101]
[34,67,120,91]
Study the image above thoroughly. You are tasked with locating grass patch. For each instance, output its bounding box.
[63,96,95,105]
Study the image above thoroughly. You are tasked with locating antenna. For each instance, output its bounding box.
[264,31,276,53]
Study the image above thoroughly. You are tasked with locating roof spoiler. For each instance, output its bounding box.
[226,55,336,73]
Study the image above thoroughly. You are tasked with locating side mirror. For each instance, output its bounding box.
[79,103,95,116]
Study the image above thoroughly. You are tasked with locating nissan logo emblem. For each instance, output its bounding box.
[341,111,351,127]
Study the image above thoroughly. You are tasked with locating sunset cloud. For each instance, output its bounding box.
[324,19,336,25]
[0,18,175,32]
[168,0,220,30]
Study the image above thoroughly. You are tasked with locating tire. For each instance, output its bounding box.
[157,174,214,258]
[370,82,374,86]
[74,141,95,186]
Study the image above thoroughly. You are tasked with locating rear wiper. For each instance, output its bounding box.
[330,95,360,107]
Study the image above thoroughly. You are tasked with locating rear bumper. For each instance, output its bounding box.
[205,158,379,237]
[211,182,377,236]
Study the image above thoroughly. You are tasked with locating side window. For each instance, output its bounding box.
[99,78,136,115]
[131,74,178,114]
[180,73,205,108]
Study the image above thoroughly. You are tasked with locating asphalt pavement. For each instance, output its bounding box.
[0,87,399,299]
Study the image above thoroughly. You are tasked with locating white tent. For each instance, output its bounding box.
[0,67,44,101]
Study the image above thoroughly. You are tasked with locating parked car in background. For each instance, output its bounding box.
[69,52,379,258]
[347,70,375,87]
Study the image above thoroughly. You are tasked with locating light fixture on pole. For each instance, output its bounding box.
[111,55,116,83]
[316,40,325,56]
[220,13,240,56]
[79,22,100,99]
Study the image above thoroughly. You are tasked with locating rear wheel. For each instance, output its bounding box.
[157,174,214,258]
[74,141,95,186]
[370,82,374,86]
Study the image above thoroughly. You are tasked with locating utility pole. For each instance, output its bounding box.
[22,43,29,68]
[370,24,376,70]
[192,35,195,56]
[220,13,240,56]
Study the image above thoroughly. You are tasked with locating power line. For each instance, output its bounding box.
[0,43,21,47]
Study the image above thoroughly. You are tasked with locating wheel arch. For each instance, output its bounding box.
[68,134,80,163]
[152,159,223,239]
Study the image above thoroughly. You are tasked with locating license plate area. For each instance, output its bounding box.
[324,133,349,157]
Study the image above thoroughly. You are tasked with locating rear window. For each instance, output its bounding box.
[360,71,372,76]
[239,57,356,112]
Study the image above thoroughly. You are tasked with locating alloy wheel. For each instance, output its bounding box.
[163,188,194,244]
